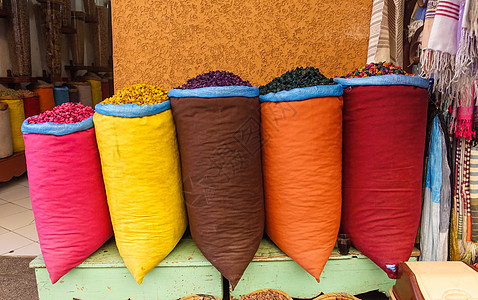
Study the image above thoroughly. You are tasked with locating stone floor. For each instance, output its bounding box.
[0,174,39,300]
[0,174,40,257]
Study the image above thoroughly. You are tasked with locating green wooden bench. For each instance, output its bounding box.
[30,236,223,300]
[229,239,420,299]
[30,236,419,299]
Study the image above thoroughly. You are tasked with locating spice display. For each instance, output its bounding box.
[5,0,31,76]
[0,102,13,159]
[17,89,38,98]
[53,86,69,106]
[33,84,55,113]
[240,290,291,300]
[69,11,85,66]
[260,73,342,282]
[177,71,252,89]
[70,81,92,106]
[84,73,102,106]
[170,84,263,288]
[339,77,428,278]
[342,62,411,78]
[0,88,21,99]
[94,84,187,284]
[92,5,109,67]
[259,66,335,95]
[39,0,62,77]
[22,101,112,285]
[67,85,80,103]
[102,84,169,105]
[0,98,25,151]
[28,102,94,124]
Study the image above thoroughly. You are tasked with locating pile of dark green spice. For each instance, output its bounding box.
[259,66,336,95]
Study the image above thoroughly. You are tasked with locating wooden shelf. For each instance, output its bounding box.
[0,9,9,18]
[0,76,37,84]
[0,151,27,182]
[65,65,112,73]
[37,76,68,83]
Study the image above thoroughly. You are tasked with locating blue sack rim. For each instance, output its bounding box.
[95,101,170,118]
[259,84,343,102]
[333,74,429,88]
[21,116,93,136]
[168,86,259,98]
[53,86,68,91]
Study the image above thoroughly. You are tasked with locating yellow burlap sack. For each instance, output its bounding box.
[0,99,25,152]
[93,108,187,284]
[86,79,102,106]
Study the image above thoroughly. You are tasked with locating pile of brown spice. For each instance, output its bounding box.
[240,290,291,300]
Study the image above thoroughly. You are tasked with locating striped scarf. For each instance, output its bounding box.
[469,147,478,242]
[422,0,462,95]
[453,139,478,263]
[367,0,404,65]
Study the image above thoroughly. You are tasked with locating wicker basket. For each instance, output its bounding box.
[179,295,219,300]
[240,288,293,299]
[313,293,361,300]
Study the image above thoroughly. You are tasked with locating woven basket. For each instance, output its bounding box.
[240,288,293,299]
[179,295,219,300]
[313,293,361,300]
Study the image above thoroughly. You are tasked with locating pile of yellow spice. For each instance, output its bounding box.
[101,84,169,105]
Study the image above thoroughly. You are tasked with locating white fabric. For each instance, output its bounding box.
[428,0,461,55]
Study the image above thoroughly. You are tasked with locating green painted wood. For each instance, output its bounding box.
[230,239,419,299]
[30,236,223,300]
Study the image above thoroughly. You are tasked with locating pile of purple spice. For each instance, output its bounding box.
[177,71,252,89]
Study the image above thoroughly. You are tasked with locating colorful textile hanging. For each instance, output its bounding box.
[470,147,478,242]
[452,138,478,264]
[420,116,451,261]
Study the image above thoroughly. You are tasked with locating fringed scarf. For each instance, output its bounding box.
[421,0,461,94]
[422,0,439,53]
[455,0,478,80]
[456,85,476,140]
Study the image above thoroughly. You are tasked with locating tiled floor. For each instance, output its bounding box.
[0,174,41,257]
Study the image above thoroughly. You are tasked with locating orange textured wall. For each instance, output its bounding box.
[111,0,372,90]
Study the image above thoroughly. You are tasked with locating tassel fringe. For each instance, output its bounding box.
[456,119,475,140]
[421,50,456,96]
[461,241,478,264]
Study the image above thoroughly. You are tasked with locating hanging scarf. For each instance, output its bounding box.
[420,116,451,261]
[420,116,443,261]
[421,0,439,55]
[456,85,476,139]
[454,138,478,263]
[456,98,475,140]
[439,117,452,261]
[387,0,405,66]
[422,0,461,94]
[470,146,478,242]
[367,0,392,63]
[455,0,478,99]
[366,0,404,65]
